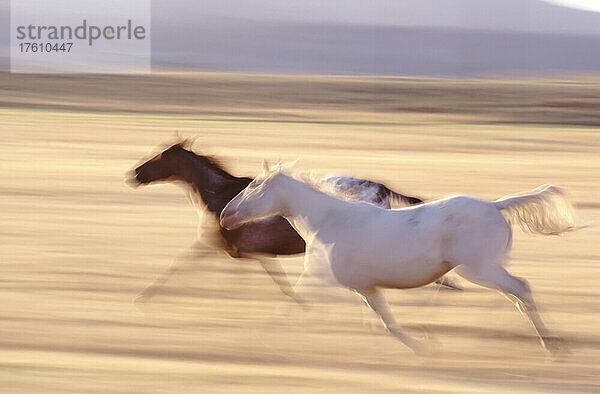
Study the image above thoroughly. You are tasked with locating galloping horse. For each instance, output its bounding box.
[220,163,582,354]
[130,141,456,302]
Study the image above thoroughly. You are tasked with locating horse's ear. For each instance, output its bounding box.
[181,137,196,149]
[273,162,283,172]
[171,130,198,150]
[262,159,270,173]
[173,130,183,143]
[281,160,299,171]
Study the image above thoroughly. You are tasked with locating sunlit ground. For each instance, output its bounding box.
[1,72,599,392]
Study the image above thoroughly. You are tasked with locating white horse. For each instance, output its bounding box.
[220,163,582,354]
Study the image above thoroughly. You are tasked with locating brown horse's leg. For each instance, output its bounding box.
[134,244,211,303]
[434,276,462,290]
[241,254,298,302]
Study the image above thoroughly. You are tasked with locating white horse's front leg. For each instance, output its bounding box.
[291,242,335,306]
[290,268,315,307]
[358,288,430,354]
[250,256,298,302]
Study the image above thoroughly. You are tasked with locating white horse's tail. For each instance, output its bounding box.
[494,185,581,235]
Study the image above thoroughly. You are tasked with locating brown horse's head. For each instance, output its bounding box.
[131,141,192,186]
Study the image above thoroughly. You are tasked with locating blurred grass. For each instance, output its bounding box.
[3,71,600,126]
[0,71,599,393]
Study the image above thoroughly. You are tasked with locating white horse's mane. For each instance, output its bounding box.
[266,162,352,199]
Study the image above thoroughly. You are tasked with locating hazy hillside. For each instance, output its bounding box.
[152,19,600,76]
[149,0,600,75]
[153,0,600,36]
[3,0,600,75]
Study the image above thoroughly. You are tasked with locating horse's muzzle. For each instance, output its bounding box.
[220,211,240,230]
[125,170,143,188]
[134,169,151,184]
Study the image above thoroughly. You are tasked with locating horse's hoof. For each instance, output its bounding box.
[133,292,153,304]
[542,336,569,357]
[443,284,463,291]
[411,326,440,356]
[410,338,436,356]
[285,292,302,303]
[297,301,312,312]
[287,293,311,310]
[361,317,381,332]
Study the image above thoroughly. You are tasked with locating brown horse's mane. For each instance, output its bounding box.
[190,151,239,180]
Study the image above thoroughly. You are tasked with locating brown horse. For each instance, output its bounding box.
[129,141,459,302]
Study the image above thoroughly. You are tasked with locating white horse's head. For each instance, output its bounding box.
[220,160,294,229]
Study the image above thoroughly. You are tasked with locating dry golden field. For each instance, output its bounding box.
[1,71,600,393]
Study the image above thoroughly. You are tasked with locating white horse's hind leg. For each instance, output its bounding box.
[456,265,561,353]
[357,288,429,354]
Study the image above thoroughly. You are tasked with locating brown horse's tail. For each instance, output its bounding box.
[389,190,423,208]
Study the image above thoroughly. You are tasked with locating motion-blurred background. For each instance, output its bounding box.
[1,1,600,392]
